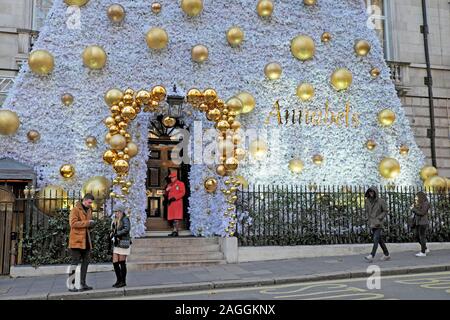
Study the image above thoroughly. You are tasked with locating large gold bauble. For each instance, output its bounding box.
[135,90,150,105]
[379,158,401,179]
[203,88,217,103]
[187,88,202,104]
[109,134,127,150]
[61,93,74,106]
[163,116,176,128]
[296,83,315,102]
[226,97,243,113]
[82,176,111,209]
[82,45,107,69]
[289,159,304,173]
[207,108,221,121]
[303,0,317,5]
[151,2,162,13]
[181,0,203,17]
[37,185,68,216]
[191,45,209,63]
[107,4,125,23]
[249,139,268,159]
[151,85,167,101]
[399,145,409,155]
[27,130,40,142]
[204,178,218,193]
[60,164,75,179]
[378,109,396,127]
[312,154,323,165]
[321,32,332,43]
[225,157,239,171]
[0,110,20,135]
[217,120,230,132]
[227,26,244,47]
[103,149,118,164]
[331,68,353,91]
[104,88,123,107]
[354,39,371,57]
[424,176,447,193]
[236,92,255,114]
[64,0,89,6]
[291,35,315,61]
[264,62,282,80]
[146,27,169,50]
[216,165,227,176]
[370,67,381,78]
[256,0,273,17]
[85,136,97,148]
[28,50,54,75]
[126,142,139,158]
[114,159,129,174]
[366,140,377,151]
[419,166,438,181]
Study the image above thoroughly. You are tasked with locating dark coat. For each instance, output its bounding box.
[69,202,93,250]
[412,192,430,226]
[111,216,131,248]
[365,187,388,229]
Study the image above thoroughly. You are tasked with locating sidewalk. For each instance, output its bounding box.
[1,249,450,300]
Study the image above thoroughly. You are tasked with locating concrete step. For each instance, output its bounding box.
[131,237,219,248]
[130,244,221,254]
[127,259,226,271]
[144,230,192,237]
[128,252,224,262]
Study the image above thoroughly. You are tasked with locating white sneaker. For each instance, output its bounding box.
[416,252,427,257]
[364,255,374,262]
[380,255,391,261]
[425,249,430,254]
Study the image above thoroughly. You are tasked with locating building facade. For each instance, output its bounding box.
[1,0,449,177]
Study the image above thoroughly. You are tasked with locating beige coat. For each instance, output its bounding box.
[68,202,93,249]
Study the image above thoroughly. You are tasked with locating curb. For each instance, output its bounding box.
[4,264,450,300]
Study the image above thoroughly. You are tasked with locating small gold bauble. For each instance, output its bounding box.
[151,2,162,13]
[379,158,400,179]
[264,62,282,80]
[151,85,167,102]
[399,145,409,155]
[61,93,74,106]
[207,108,221,122]
[236,92,255,114]
[420,166,438,181]
[204,178,218,193]
[191,44,209,63]
[64,0,89,6]
[256,0,273,17]
[296,83,315,101]
[28,50,54,75]
[289,159,304,173]
[225,157,239,171]
[203,88,217,103]
[354,39,371,57]
[0,110,20,135]
[114,159,129,174]
[226,26,244,47]
[181,0,203,17]
[103,150,118,164]
[303,0,317,5]
[230,120,241,131]
[107,4,125,23]
[60,164,75,179]
[226,97,243,114]
[163,116,176,128]
[82,45,107,70]
[216,120,230,132]
[126,142,139,158]
[366,140,377,151]
[331,68,353,91]
[424,176,447,193]
[27,130,40,142]
[109,134,127,150]
[370,67,381,78]
[121,106,136,119]
[378,109,396,127]
[291,35,315,61]
[321,32,332,43]
[216,165,227,176]
[85,136,97,148]
[104,88,123,107]
[146,27,169,50]
[312,154,323,165]
[249,139,268,159]
[187,88,202,104]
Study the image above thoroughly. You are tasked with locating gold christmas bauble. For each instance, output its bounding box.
[37,185,68,216]
[27,130,40,142]
[264,62,282,80]
[354,39,371,57]
[370,67,381,78]
[312,154,323,165]
[151,2,162,13]
[419,166,438,181]
[192,44,209,63]
[256,0,273,17]
[225,157,239,171]
[82,45,107,70]
[107,4,125,23]
[146,27,169,50]
[187,88,202,103]
[289,159,304,173]
[204,178,218,193]
[304,0,317,5]
[0,110,20,135]
[151,85,167,101]
[226,97,243,113]
[85,136,97,148]
[181,0,203,17]
[291,35,315,61]
[296,83,315,101]
[236,92,255,114]
[230,120,241,131]
[104,88,123,107]
[126,142,139,158]
[163,116,176,128]
[216,120,230,132]
[121,106,136,119]
[81,176,111,208]
[103,149,118,164]
[28,50,54,75]
[249,139,268,159]
[113,159,129,174]
[399,145,409,155]
[366,140,377,151]
[64,0,89,6]
[424,176,447,193]
[61,93,74,106]
[60,164,75,179]
[321,32,332,43]
[109,134,127,150]
[379,158,400,179]
[203,88,217,103]
[378,109,396,127]
[135,90,150,105]
[207,108,221,121]
[331,68,353,91]
[226,27,244,47]
[216,164,227,176]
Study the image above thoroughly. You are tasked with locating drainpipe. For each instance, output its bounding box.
[420,0,437,168]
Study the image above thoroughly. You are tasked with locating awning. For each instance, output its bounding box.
[0,158,35,181]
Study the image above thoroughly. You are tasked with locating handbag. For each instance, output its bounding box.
[118,239,131,249]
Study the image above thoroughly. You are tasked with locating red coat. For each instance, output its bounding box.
[165,180,186,221]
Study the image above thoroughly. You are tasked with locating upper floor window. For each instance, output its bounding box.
[32,0,53,31]
[366,0,391,60]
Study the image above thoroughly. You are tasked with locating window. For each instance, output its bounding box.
[366,0,391,60]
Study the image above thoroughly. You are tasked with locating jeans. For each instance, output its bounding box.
[70,249,90,286]
[416,225,428,254]
[371,228,389,257]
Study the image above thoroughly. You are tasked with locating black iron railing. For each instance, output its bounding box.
[236,185,450,246]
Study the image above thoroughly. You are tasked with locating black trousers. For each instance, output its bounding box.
[70,249,90,286]
[371,228,389,257]
[416,225,428,253]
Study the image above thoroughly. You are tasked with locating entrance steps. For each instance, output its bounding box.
[127,237,226,271]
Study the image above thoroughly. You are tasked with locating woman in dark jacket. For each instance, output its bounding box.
[110,204,131,287]
[411,191,430,257]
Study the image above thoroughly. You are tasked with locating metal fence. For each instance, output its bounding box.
[236,185,450,246]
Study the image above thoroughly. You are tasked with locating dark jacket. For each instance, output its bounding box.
[111,216,131,248]
[365,187,388,229]
[412,192,430,226]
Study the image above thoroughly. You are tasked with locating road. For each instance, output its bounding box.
[110,271,450,300]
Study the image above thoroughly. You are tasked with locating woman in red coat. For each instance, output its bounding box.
[164,172,186,237]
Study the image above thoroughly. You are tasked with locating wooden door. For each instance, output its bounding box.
[0,187,14,275]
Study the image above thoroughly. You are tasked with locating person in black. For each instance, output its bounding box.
[110,204,131,288]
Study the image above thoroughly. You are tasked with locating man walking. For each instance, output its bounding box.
[68,193,95,292]
[364,187,391,262]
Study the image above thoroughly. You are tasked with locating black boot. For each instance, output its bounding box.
[112,262,121,288]
[117,261,127,287]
